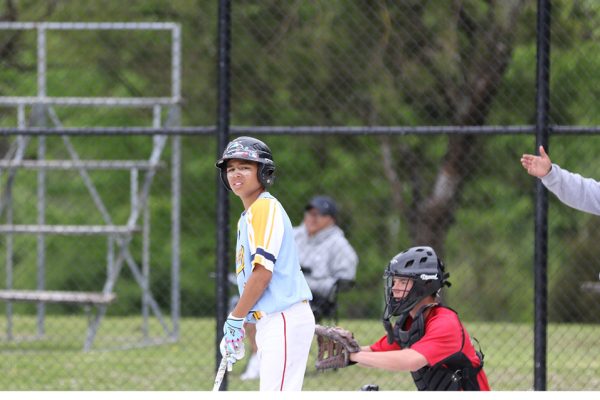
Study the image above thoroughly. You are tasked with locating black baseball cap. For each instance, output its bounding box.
[305,195,337,218]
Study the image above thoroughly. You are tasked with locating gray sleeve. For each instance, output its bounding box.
[541,163,600,216]
[330,238,358,282]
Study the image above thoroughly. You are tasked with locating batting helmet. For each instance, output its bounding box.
[382,246,451,319]
[215,136,276,190]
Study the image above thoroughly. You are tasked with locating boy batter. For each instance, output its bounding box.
[216,136,315,391]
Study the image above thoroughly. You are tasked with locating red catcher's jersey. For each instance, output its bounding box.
[370,307,490,390]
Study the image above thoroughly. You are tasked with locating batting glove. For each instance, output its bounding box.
[223,313,245,354]
[220,336,245,371]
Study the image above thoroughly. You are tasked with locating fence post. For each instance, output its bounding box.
[534,0,551,391]
[215,0,232,391]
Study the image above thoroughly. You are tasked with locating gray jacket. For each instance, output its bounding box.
[293,223,358,298]
[541,163,600,216]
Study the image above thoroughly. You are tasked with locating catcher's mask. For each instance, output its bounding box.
[382,246,451,320]
[215,136,276,191]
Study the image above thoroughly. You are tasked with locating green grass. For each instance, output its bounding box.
[0,315,598,390]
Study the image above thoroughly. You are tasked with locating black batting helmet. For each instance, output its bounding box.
[382,246,451,319]
[215,136,276,190]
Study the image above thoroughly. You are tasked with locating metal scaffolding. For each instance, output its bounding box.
[0,22,182,350]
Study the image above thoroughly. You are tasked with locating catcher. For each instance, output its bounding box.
[315,246,490,391]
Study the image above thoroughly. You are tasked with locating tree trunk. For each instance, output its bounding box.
[379,1,526,255]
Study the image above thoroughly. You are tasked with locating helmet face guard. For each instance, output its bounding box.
[383,274,422,318]
[382,246,450,320]
[215,136,276,190]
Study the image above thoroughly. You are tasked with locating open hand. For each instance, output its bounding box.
[521,146,552,178]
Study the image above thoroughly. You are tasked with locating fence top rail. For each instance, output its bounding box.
[233,125,599,135]
[0,22,179,31]
[0,125,598,137]
[231,125,537,136]
[0,97,179,107]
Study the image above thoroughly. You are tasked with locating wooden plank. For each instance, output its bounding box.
[0,160,165,170]
[0,225,139,235]
[580,282,600,294]
[0,290,116,305]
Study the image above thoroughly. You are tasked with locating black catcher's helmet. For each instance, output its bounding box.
[215,136,276,190]
[382,246,451,320]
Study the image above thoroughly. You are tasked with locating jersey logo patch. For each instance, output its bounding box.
[236,246,245,275]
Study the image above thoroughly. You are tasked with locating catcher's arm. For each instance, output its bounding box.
[350,348,427,371]
[314,324,361,370]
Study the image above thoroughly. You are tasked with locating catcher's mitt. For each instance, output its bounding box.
[314,324,361,370]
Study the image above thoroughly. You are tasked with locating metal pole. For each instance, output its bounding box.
[171,25,182,340]
[216,0,231,391]
[36,25,48,337]
[534,0,551,391]
[36,126,46,338]
[5,107,27,340]
[140,106,160,340]
[171,132,181,340]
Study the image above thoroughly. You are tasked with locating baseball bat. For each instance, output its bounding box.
[212,356,229,391]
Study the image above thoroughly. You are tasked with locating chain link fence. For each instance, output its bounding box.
[0,0,599,391]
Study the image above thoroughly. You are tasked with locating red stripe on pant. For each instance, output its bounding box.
[280,312,287,391]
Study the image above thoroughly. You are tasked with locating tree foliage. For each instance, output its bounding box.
[0,0,598,322]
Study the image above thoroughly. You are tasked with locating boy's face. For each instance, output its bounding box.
[226,159,262,196]
[391,276,413,299]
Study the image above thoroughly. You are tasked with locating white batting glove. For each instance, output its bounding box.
[220,336,245,371]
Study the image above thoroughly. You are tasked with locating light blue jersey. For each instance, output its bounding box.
[235,192,312,322]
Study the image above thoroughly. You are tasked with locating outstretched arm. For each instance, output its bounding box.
[542,164,600,216]
[521,146,600,215]
[349,348,428,372]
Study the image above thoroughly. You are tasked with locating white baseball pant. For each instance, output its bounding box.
[255,300,315,391]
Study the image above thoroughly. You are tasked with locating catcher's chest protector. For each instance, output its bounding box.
[394,305,483,391]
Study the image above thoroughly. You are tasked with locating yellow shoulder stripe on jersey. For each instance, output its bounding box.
[248,197,277,252]
[265,199,277,249]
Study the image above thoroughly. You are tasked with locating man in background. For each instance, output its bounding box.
[294,195,358,315]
